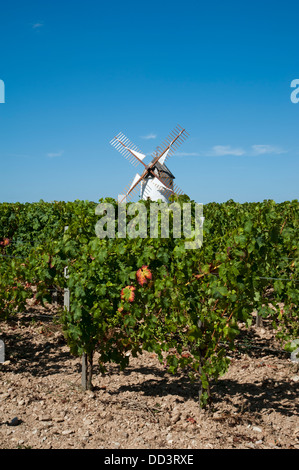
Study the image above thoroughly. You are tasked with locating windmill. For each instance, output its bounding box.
[110,125,189,203]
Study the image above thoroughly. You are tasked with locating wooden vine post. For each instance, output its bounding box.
[256,313,263,327]
[63,226,89,391]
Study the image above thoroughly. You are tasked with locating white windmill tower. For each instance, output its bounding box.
[110,125,189,203]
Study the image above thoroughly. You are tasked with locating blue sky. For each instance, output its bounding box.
[0,0,298,204]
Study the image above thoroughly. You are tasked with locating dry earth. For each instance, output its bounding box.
[0,301,298,450]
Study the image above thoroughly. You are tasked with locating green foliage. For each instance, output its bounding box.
[0,198,298,408]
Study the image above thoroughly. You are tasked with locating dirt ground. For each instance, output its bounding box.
[0,300,298,450]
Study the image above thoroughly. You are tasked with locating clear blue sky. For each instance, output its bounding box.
[0,0,298,204]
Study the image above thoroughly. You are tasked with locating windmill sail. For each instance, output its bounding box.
[129,173,142,191]
[110,133,146,167]
[120,172,145,202]
[151,125,189,166]
[158,148,170,165]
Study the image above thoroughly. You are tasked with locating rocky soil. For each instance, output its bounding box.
[0,302,298,450]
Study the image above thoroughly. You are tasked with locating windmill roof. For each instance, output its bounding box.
[154,161,175,179]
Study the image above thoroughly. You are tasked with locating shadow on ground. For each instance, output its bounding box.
[1,316,297,419]
[0,316,72,377]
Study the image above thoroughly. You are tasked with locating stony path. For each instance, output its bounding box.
[0,309,298,449]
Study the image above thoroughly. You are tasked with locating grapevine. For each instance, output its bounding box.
[0,197,298,407]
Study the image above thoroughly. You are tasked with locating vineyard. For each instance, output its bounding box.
[0,196,298,449]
